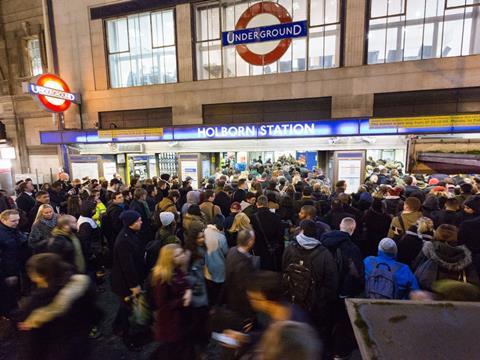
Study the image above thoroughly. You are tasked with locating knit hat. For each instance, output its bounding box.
[120,210,141,227]
[378,238,397,255]
[160,212,175,227]
[388,187,402,197]
[230,202,241,212]
[464,196,480,214]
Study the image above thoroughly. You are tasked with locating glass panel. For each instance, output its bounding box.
[223,3,236,31]
[152,47,165,83]
[367,18,387,63]
[164,46,177,83]
[466,0,480,5]
[208,7,221,40]
[293,0,307,21]
[208,40,222,79]
[310,0,326,26]
[107,18,129,53]
[152,12,165,47]
[371,0,388,18]
[223,46,237,77]
[292,37,307,71]
[279,45,293,72]
[109,53,132,88]
[388,0,405,16]
[27,39,43,76]
[447,0,466,6]
[236,51,250,77]
[385,15,405,62]
[308,26,325,69]
[324,23,340,68]
[325,0,340,24]
[162,10,175,46]
[196,42,210,80]
[464,5,480,54]
[442,7,465,57]
[403,23,423,60]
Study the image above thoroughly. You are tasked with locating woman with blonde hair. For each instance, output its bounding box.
[227,212,253,247]
[28,204,57,253]
[152,243,192,359]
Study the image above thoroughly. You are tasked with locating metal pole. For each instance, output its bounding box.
[35,168,39,188]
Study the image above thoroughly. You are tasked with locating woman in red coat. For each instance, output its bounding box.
[151,243,192,360]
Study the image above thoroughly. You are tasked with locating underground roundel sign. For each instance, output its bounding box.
[25,74,79,113]
[221,2,308,66]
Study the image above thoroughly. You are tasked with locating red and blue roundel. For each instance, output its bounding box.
[28,74,78,113]
[222,2,308,66]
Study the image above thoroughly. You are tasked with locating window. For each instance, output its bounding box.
[26,38,43,76]
[194,0,342,80]
[106,9,177,88]
[367,0,480,64]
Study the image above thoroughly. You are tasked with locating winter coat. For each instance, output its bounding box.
[204,225,229,283]
[187,246,208,308]
[157,197,178,215]
[77,216,101,265]
[282,234,338,315]
[431,209,462,229]
[242,203,257,219]
[16,192,35,215]
[16,274,101,360]
[458,216,480,276]
[129,199,153,243]
[145,228,179,270]
[414,241,480,291]
[0,223,27,278]
[361,208,392,257]
[111,227,147,298]
[321,230,364,297]
[383,197,404,217]
[153,267,190,343]
[225,247,256,319]
[199,201,222,224]
[364,251,419,299]
[48,229,86,274]
[397,226,433,268]
[214,190,232,217]
[251,207,285,271]
[104,203,124,243]
[28,218,57,253]
[183,213,206,236]
[388,211,423,239]
[322,208,352,230]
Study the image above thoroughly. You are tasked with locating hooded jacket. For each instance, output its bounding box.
[48,228,86,274]
[414,241,480,291]
[364,251,419,299]
[321,230,364,297]
[388,211,423,239]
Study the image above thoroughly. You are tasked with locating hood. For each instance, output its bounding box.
[359,192,373,203]
[77,215,97,229]
[240,200,251,211]
[321,230,351,248]
[186,191,200,205]
[296,233,321,250]
[422,241,472,271]
[423,196,440,211]
[377,250,396,261]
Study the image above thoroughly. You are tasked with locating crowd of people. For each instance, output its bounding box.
[1,158,480,359]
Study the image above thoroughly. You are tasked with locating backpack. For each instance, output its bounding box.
[365,260,401,299]
[283,245,323,311]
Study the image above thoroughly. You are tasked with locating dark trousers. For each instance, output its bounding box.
[151,340,191,360]
[332,299,357,357]
[0,281,18,317]
[206,279,223,307]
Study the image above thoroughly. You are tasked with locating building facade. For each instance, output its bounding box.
[2,0,480,188]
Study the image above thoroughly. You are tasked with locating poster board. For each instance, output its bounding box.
[334,151,365,194]
[71,162,99,181]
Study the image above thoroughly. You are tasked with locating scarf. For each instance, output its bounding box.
[40,217,57,229]
[51,228,86,273]
[77,216,97,229]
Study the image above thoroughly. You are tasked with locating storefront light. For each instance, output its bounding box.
[0,159,11,170]
[0,147,15,159]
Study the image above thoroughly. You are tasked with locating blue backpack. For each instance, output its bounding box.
[365,261,401,299]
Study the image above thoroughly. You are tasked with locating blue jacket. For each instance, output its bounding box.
[364,251,419,299]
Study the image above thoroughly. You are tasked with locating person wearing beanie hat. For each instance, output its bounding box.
[362,198,392,256]
[459,196,480,276]
[111,209,147,349]
[364,237,419,299]
[145,212,179,270]
[160,211,175,227]
[414,224,480,291]
[388,197,423,240]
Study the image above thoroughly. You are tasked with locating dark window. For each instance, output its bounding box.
[203,98,331,124]
[373,87,480,117]
[99,108,173,129]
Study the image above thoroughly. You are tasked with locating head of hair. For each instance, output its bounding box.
[313,183,322,192]
[237,229,254,247]
[168,190,180,200]
[0,209,19,222]
[187,203,202,217]
[35,190,48,199]
[300,219,317,238]
[405,197,422,212]
[257,195,268,208]
[245,192,256,201]
[259,321,322,360]
[340,217,356,235]
[152,243,182,285]
[300,205,317,219]
[80,200,97,218]
[302,187,312,197]
[26,253,71,288]
[417,217,434,234]
[338,193,351,205]
[404,175,413,186]
[435,224,458,243]
[460,183,473,194]
[247,271,284,302]
[34,204,54,224]
[331,199,343,211]
[204,189,215,201]
[134,188,147,200]
[335,180,346,190]
[213,213,225,231]
[184,221,205,261]
[229,212,252,233]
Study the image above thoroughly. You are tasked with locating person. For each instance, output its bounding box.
[397,217,434,268]
[214,180,232,217]
[181,190,200,217]
[48,181,67,214]
[183,204,207,236]
[414,224,480,291]
[224,229,257,322]
[146,212,179,270]
[204,214,229,306]
[106,178,121,203]
[227,212,253,248]
[183,221,209,356]
[251,195,284,272]
[404,176,419,198]
[16,180,36,216]
[282,219,338,341]
[67,194,82,219]
[154,189,180,228]
[151,243,192,360]
[111,210,147,349]
[383,187,404,217]
[28,204,58,254]
[103,191,125,259]
[364,238,419,299]
[224,201,241,232]
[48,215,86,273]
[129,188,153,244]
[387,197,423,241]
[146,184,158,213]
[28,190,51,230]
[90,190,106,227]
[361,197,392,256]
[0,210,26,317]
[233,178,249,203]
[16,253,100,360]
[241,192,257,219]
[77,201,102,278]
[459,196,480,275]
[297,205,331,240]
[320,217,364,359]
[200,189,222,224]
[322,199,351,230]
[256,321,322,360]
[431,197,461,228]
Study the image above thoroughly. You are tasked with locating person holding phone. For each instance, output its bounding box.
[151,243,192,360]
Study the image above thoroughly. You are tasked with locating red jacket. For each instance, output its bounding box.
[153,268,189,343]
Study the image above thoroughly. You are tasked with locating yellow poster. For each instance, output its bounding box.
[369,114,480,129]
[98,127,164,138]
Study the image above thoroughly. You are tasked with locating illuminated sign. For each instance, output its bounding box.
[222,2,308,66]
[98,128,164,138]
[23,74,80,113]
[370,114,480,129]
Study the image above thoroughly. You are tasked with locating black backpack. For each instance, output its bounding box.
[283,244,323,311]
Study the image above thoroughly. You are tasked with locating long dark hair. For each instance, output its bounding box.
[26,253,72,288]
[184,221,205,262]
[67,195,82,218]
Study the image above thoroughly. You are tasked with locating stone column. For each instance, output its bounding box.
[344,0,367,67]
[176,4,194,83]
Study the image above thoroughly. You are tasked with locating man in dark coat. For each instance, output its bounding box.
[28,191,51,231]
[251,195,284,272]
[16,180,36,215]
[232,178,248,203]
[111,210,147,349]
[458,196,480,276]
[104,192,125,254]
[0,210,26,316]
[129,188,153,246]
[214,180,232,217]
